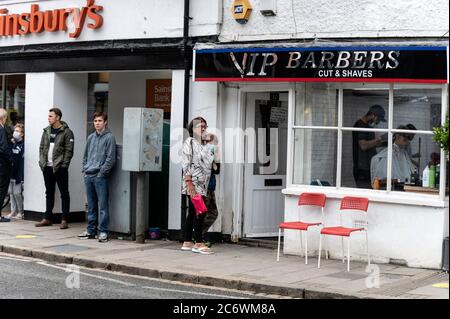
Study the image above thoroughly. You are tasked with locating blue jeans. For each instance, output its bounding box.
[84,175,109,235]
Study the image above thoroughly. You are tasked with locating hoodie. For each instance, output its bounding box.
[82,128,116,177]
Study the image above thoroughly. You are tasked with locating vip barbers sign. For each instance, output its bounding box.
[194,47,448,83]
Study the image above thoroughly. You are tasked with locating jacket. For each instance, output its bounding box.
[39,121,74,172]
[11,141,24,183]
[82,129,116,177]
[0,124,12,172]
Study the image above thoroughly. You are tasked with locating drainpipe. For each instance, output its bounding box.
[180,0,191,240]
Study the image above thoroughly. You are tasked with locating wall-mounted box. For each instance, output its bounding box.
[122,107,163,172]
[260,0,277,16]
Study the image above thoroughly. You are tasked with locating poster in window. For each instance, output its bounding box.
[146,79,172,113]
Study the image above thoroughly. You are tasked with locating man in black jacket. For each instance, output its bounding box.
[0,108,12,222]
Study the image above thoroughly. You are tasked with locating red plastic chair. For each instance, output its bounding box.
[277,193,327,264]
[318,196,370,272]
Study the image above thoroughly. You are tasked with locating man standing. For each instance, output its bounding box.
[78,112,116,243]
[36,108,74,229]
[0,108,12,222]
[352,104,386,189]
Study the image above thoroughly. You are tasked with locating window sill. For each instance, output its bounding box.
[282,186,449,208]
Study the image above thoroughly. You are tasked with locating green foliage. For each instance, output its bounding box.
[433,116,449,156]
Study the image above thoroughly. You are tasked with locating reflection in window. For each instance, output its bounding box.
[293,129,337,186]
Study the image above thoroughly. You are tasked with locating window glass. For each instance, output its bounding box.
[393,88,441,131]
[295,83,338,127]
[292,129,337,186]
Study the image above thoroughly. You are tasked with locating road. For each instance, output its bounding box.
[0,253,287,299]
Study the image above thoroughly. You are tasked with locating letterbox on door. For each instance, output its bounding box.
[122,107,163,172]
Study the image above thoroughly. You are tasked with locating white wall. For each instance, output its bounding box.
[283,195,448,269]
[24,72,87,215]
[168,70,185,231]
[220,0,449,42]
[108,71,172,145]
[1,0,222,47]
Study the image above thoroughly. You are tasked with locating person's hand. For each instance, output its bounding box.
[187,181,196,197]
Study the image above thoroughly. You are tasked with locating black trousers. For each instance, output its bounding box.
[43,166,70,221]
[184,195,206,243]
[0,168,12,214]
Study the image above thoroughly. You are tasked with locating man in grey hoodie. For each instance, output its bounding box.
[78,112,116,242]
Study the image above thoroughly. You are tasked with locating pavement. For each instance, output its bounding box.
[0,218,448,299]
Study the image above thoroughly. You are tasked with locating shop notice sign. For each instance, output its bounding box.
[194,47,448,83]
[0,0,103,39]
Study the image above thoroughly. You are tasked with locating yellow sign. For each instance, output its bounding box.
[16,235,36,239]
[232,0,252,24]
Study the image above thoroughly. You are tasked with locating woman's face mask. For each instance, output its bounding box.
[13,131,23,142]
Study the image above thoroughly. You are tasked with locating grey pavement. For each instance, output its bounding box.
[0,219,448,299]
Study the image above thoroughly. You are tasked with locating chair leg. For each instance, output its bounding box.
[366,231,371,266]
[304,232,308,265]
[318,234,322,269]
[299,229,303,256]
[325,236,329,260]
[277,228,281,262]
[347,237,351,272]
[341,237,345,263]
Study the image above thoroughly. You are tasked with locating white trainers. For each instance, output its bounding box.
[15,213,24,220]
[98,232,109,242]
[6,212,17,219]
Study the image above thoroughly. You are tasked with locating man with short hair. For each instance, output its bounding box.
[370,125,416,187]
[0,108,13,222]
[78,112,116,242]
[36,108,74,229]
[352,104,387,189]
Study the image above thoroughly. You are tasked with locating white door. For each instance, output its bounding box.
[243,92,289,237]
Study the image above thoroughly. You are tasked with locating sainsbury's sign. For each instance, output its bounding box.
[0,0,103,39]
[194,47,448,83]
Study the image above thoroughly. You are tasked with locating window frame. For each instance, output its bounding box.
[288,82,448,201]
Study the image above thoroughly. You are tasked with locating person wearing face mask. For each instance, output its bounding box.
[352,104,387,189]
[370,125,416,189]
[6,124,25,219]
[0,108,13,222]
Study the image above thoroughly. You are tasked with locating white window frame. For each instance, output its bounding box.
[288,82,449,203]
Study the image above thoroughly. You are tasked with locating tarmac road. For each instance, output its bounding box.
[0,253,288,299]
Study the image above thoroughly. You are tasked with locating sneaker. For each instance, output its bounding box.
[78,231,96,239]
[181,241,195,251]
[98,232,108,242]
[0,216,11,223]
[15,213,24,220]
[35,219,52,227]
[192,244,214,255]
[6,212,17,219]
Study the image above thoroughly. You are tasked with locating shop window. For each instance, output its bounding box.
[293,128,337,186]
[87,73,109,136]
[0,74,26,126]
[291,83,448,198]
[341,87,389,189]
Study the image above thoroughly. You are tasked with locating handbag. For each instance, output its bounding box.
[191,194,208,216]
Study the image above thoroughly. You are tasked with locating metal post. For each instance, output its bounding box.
[135,172,147,243]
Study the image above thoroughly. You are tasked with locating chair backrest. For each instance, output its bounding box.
[338,196,369,229]
[298,193,327,207]
[340,196,369,212]
[297,193,327,224]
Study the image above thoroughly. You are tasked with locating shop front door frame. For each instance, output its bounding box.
[231,83,295,241]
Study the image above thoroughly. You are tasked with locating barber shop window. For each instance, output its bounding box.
[291,83,448,198]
